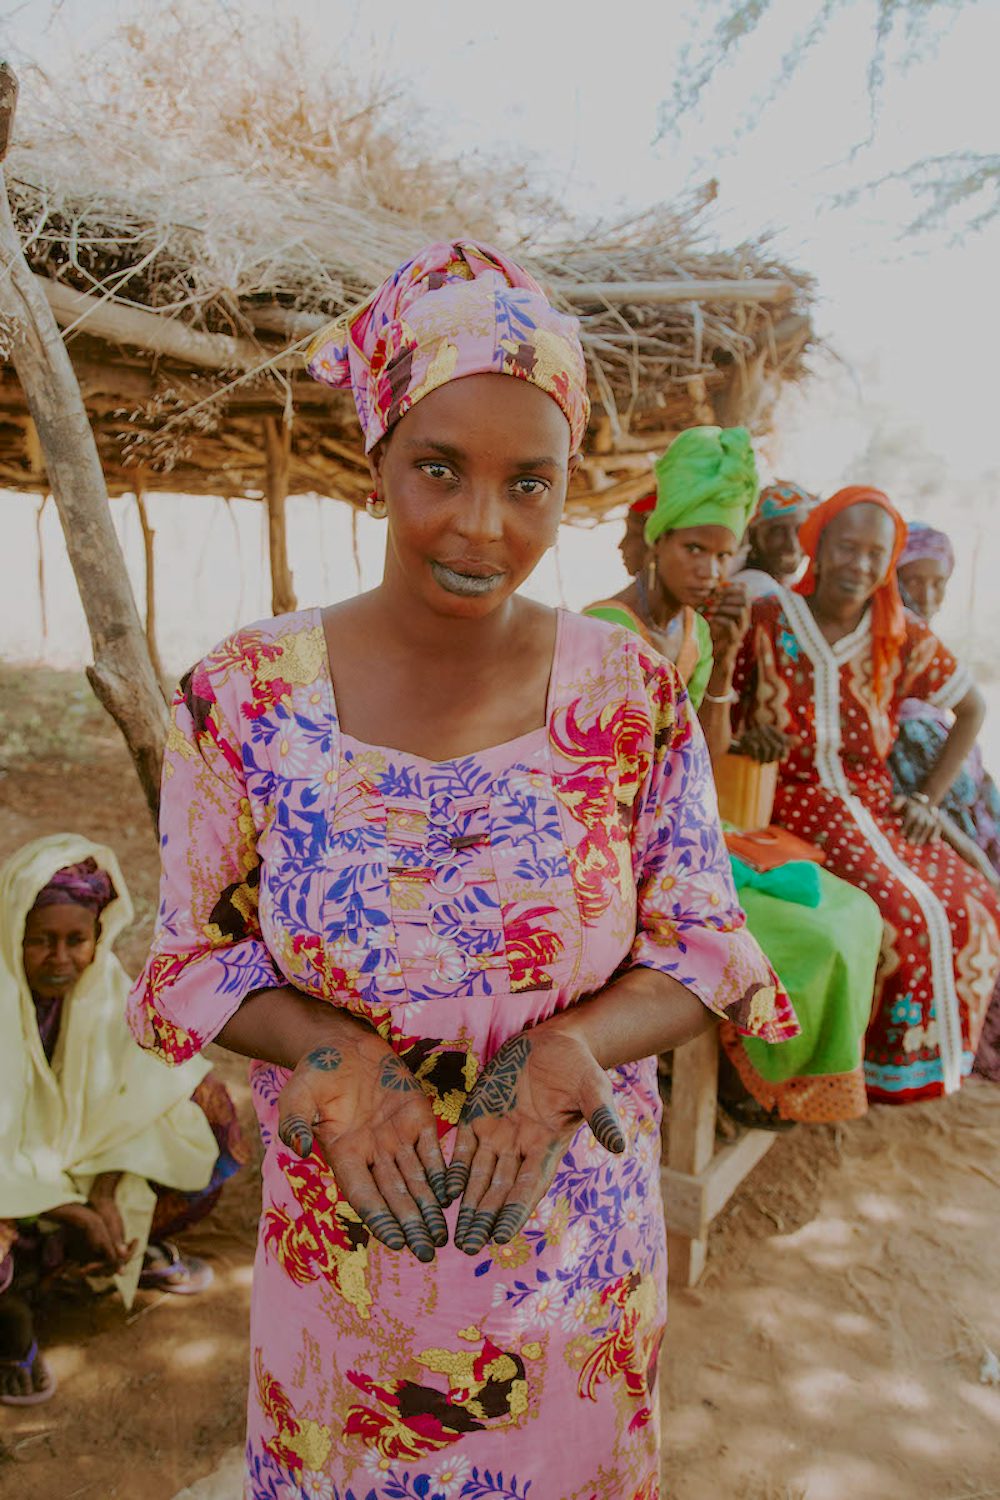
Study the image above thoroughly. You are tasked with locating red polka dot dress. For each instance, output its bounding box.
[733,591,1000,1102]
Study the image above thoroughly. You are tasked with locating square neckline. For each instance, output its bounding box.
[315,604,565,768]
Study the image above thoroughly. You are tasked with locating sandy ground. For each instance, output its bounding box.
[1,666,999,1500]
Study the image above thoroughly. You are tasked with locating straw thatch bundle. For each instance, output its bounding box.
[0,8,815,520]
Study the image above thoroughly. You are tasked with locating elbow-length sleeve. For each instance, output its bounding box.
[627,659,798,1043]
[127,659,284,1064]
[897,616,973,712]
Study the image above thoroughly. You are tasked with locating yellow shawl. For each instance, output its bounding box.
[0,835,217,1304]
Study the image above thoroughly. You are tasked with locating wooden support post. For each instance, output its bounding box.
[0,65,167,826]
[134,489,168,693]
[665,1027,720,1287]
[264,414,297,616]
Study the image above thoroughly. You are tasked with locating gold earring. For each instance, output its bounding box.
[365,490,387,520]
[645,557,658,595]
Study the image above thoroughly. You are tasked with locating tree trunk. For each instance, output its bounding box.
[135,489,168,694]
[0,153,168,825]
[264,414,297,615]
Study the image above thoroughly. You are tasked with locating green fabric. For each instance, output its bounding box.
[686,612,714,710]
[730,855,823,908]
[646,426,759,545]
[583,604,639,631]
[738,871,883,1082]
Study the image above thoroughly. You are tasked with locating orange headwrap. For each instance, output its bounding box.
[795,485,908,694]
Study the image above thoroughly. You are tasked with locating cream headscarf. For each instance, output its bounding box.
[0,835,217,1305]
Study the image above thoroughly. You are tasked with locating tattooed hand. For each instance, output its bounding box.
[446,1026,626,1257]
[276,1027,449,1264]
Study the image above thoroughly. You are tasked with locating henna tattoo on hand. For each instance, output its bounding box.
[364,1210,405,1252]
[399,1217,435,1263]
[444,1163,469,1203]
[589,1104,626,1155]
[427,1169,450,1208]
[415,1197,449,1247]
[304,1045,343,1071]
[378,1053,419,1093]
[461,1035,531,1123]
[492,1203,528,1244]
[458,1209,495,1257]
[279,1113,314,1157]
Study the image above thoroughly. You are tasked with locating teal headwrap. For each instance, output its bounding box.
[645,426,759,546]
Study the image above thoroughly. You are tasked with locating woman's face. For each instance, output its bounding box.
[897,557,950,622]
[23,903,98,1000]
[749,511,803,580]
[814,503,898,611]
[619,511,649,578]
[371,373,577,618]
[653,524,738,609]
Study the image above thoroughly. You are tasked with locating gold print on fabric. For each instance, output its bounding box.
[255,1349,332,1474]
[256,626,327,688]
[263,1153,372,1319]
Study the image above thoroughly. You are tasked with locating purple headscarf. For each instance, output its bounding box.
[31,857,116,917]
[898,521,955,577]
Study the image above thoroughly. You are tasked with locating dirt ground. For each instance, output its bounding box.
[1,666,999,1500]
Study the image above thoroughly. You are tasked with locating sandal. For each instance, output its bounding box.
[0,1338,57,1406]
[138,1241,214,1296]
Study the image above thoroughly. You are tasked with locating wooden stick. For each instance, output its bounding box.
[0,65,167,825]
[134,488,168,693]
[557,278,796,306]
[34,274,288,373]
[263,414,297,615]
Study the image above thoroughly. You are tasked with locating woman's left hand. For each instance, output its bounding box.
[893,794,940,845]
[445,1026,625,1256]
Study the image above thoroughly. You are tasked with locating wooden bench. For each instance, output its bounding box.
[663,1026,776,1287]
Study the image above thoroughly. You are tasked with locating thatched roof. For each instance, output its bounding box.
[0,15,816,522]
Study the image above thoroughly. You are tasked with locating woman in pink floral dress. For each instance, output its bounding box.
[129,242,794,1500]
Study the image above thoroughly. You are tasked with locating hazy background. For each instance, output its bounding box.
[2,0,998,746]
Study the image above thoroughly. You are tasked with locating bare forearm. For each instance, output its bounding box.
[921,691,984,806]
[544,966,715,1071]
[697,697,733,764]
[216,985,378,1069]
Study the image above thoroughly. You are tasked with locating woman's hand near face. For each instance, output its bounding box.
[277,1031,450,1263]
[703,582,749,666]
[445,1027,625,1256]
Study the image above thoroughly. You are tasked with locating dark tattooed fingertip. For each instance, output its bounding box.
[445,1165,469,1202]
[366,1211,405,1251]
[492,1205,525,1244]
[590,1105,626,1154]
[401,1219,435,1263]
[454,1204,476,1245]
[427,1170,450,1207]
[279,1114,313,1157]
[417,1200,449,1246]
[461,1211,495,1257]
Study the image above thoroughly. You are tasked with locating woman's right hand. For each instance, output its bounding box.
[48,1201,135,1272]
[277,1031,450,1263]
[737,724,795,763]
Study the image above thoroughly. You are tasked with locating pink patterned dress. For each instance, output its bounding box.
[129,608,793,1500]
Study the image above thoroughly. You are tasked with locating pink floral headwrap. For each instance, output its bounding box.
[305,240,590,453]
[31,857,116,917]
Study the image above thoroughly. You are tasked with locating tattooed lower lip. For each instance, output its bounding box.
[430,562,505,596]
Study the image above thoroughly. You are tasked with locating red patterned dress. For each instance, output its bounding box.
[129,608,792,1500]
[733,589,1000,1102]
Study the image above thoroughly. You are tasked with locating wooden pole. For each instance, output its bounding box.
[263,414,297,615]
[557,277,795,306]
[0,65,167,826]
[134,488,168,693]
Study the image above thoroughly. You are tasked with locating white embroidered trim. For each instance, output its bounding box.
[927,662,973,713]
[779,589,964,1094]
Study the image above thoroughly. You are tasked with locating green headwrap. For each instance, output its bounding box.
[645,425,759,545]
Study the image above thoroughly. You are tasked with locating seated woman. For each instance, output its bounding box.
[890,521,1000,1081]
[734,488,1000,1102]
[586,430,883,1127]
[0,835,247,1406]
[731,478,816,600]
